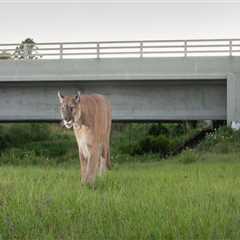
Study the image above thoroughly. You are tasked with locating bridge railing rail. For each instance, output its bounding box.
[1,38,240,60]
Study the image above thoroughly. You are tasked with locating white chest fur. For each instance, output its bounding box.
[74,125,91,160]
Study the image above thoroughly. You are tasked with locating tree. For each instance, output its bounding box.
[13,38,40,60]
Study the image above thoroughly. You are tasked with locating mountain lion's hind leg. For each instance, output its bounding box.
[98,144,107,176]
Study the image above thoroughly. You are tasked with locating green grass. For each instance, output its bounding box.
[1,155,240,239]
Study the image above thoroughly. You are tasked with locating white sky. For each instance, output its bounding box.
[0,1,240,43]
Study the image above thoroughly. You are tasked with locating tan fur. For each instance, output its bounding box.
[58,94,112,185]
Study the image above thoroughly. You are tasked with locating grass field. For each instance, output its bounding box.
[0,123,240,239]
[1,153,240,240]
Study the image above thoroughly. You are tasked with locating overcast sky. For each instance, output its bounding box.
[0,1,240,43]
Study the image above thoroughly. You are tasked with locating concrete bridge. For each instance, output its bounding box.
[0,38,240,123]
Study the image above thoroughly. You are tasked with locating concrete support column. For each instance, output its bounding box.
[227,73,240,126]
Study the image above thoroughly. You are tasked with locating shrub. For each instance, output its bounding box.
[148,123,169,136]
[128,135,176,157]
[0,123,78,166]
[0,123,51,151]
[115,122,202,158]
[198,126,240,153]
[172,123,186,136]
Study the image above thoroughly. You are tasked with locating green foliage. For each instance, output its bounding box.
[130,135,175,157]
[0,124,78,166]
[0,123,50,150]
[116,122,200,158]
[0,50,12,60]
[0,122,198,166]
[148,123,169,136]
[0,123,238,167]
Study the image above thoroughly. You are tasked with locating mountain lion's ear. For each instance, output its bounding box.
[75,91,81,103]
[58,91,64,103]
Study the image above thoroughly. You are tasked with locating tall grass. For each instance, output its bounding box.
[0,157,240,239]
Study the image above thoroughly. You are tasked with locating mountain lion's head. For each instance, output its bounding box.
[58,91,81,128]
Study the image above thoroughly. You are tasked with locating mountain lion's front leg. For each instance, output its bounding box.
[79,151,87,184]
[85,142,100,185]
[74,125,93,185]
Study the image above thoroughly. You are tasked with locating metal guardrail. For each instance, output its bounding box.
[1,38,240,59]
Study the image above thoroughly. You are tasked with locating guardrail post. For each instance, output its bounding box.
[229,40,232,56]
[140,41,143,58]
[23,43,28,59]
[184,40,187,57]
[59,43,63,59]
[97,43,100,59]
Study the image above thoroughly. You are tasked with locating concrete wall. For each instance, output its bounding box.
[0,56,239,122]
